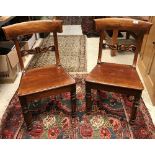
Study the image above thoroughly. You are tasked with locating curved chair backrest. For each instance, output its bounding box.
[2,20,63,71]
[94,18,152,66]
[95,18,152,32]
[2,20,63,40]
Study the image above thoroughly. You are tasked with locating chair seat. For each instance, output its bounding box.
[86,63,144,90]
[18,65,75,96]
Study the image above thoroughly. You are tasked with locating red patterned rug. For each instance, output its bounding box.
[0,74,155,139]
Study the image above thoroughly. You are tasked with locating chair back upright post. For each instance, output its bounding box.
[2,20,63,72]
[97,31,105,64]
[53,32,61,66]
[14,39,25,71]
[94,18,152,67]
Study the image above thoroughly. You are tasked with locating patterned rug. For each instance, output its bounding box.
[0,74,155,139]
[27,35,87,72]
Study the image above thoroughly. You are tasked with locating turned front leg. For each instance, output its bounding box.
[85,83,92,114]
[19,96,33,130]
[129,92,142,124]
[97,89,103,110]
[71,85,76,117]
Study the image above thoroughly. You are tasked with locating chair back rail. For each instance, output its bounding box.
[2,20,63,40]
[95,18,152,32]
[94,18,152,66]
[2,20,63,71]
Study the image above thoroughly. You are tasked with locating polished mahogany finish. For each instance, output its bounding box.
[18,65,75,97]
[86,63,143,90]
[2,20,76,130]
[3,20,63,40]
[95,18,152,31]
[85,18,152,124]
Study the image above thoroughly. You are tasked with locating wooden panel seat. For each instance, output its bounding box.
[18,65,75,97]
[86,63,143,90]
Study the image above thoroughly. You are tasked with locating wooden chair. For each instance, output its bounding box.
[85,18,152,124]
[2,20,76,130]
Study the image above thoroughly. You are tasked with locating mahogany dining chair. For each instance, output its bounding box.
[2,20,77,130]
[85,18,152,124]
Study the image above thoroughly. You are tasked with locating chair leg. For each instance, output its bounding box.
[129,93,141,125]
[85,83,92,114]
[97,90,103,110]
[19,96,33,131]
[71,85,76,117]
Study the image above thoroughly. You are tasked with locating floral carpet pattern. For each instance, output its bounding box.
[0,74,155,139]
